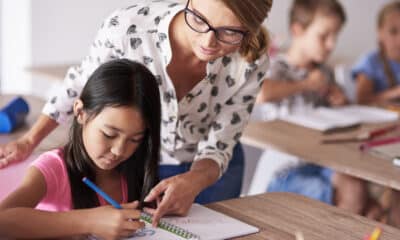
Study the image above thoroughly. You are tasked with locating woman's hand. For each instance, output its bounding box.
[0,137,36,168]
[144,159,220,227]
[86,201,144,240]
[143,171,203,226]
[0,114,59,169]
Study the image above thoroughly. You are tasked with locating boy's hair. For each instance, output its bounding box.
[289,0,346,29]
[64,59,161,209]
[377,2,400,88]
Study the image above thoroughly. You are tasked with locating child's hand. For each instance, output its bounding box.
[87,201,144,240]
[327,85,347,106]
[304,69,330,95]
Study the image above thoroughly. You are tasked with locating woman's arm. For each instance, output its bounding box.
[0,115,58,168]
[356,73,400,104]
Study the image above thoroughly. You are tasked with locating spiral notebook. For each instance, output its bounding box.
[124,204,259,240]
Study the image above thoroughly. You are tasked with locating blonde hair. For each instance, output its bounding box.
[377,1,400,88]
[221,0,273,62]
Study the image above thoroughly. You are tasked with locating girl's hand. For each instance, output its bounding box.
[0,137,36,168]
[87,201,144,240]
[143,171,204,227]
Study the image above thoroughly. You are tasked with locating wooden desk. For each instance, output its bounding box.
[26,64,73,81]
[207,192,400,240]
[241,120,400,190]
[0,95,68,200]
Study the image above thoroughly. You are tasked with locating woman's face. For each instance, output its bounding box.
[379,10,400,61]
[183,0,246,62]
[74,100,146,172]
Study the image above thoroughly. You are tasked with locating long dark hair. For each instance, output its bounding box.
[377,1,400,88]
[64,59,161,209]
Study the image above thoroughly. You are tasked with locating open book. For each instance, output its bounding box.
[369,142,400,160]
[279,105,399,132]
[88,204,259,240]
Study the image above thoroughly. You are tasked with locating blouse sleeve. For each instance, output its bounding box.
[42,10,129,124]
[194,57,269,176]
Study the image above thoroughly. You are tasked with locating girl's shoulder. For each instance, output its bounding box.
[31,148,65,176]
[355,50,381,67]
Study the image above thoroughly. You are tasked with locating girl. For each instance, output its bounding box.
[352,1,400,227]
[0,0,272,225]
[353,1,400,104]
[0,59,162,239]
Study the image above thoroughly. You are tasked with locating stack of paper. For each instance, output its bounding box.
[279,105,399,132]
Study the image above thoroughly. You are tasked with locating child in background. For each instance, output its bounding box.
[0,59,162,239]
[353,1,400,105]
[352,1,400,227]
[256,0,382,218]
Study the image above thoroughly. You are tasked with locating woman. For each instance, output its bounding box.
[0,0,272,225]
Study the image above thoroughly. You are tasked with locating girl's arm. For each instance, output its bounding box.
[356,73,400,104]
[257,69,330,103]
[257,78,310,103]
[0,167,143,239]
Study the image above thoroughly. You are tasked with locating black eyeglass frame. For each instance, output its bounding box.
[183,0,249,45]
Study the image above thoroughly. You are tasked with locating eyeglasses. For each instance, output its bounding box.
[183,0,248,45]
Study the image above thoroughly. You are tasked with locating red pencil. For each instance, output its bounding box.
[360,136,400,151]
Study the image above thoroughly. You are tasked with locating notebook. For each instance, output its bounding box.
[116,204,259,240]
[279,105,399,132]
[369,142,400,159]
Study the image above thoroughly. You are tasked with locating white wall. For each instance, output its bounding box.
[0,1,2,90]
[0,0,395,95]
[0,1,3,93]
[1,0,32,94]
[0,0,132,96]
[31,0,132,66]
[265,0,393,64]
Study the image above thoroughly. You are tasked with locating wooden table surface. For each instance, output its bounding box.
[207,192,400,240]
[241,120,400,190]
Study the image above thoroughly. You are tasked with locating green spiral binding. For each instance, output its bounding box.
[140,212,200,240]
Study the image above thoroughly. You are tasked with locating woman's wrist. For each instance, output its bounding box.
[190,159,220,191]
[22,114,59,148]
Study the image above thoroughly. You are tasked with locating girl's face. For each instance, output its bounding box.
[295,14,343,64]
[183,0,246,61]
[75,101,146,172]
[379,10,400,61]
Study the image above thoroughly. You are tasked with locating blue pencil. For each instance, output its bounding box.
[82,177,122,209]
[82,177,200,239]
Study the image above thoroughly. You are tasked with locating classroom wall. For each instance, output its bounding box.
[0,1,2,90]
[1,0,32,94]
[6,0,394,68]
[31,0,132,66]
